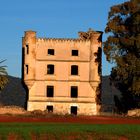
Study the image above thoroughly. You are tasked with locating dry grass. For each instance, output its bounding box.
[0,105,26,115]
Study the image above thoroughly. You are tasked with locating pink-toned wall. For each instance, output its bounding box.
[22,30,102,115]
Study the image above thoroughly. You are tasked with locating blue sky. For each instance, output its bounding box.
[0,0,127,77]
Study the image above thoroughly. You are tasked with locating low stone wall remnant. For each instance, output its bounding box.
[0,106,26,115]
[128,109,140,117]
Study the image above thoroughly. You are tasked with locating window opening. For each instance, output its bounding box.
[47,65,54,74]
[26,45,29,54]
[71,106,77,115]
[47,86,54,97]
[48,49,54,55]
[72,50,78,56]
[71,86,78,98]
[47,105,53,113]
[71,65,78,75]
[25,65,28,74]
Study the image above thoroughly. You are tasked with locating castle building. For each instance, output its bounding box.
[22,29,102,115]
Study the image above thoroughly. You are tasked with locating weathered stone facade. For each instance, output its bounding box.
[22,29,102,115]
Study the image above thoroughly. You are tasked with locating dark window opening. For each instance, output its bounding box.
[25,65,28,74]
[26,45,29,54]
[47,64,54,74]
[71,86,78,98]
[47,86,54,97]
[72,50,78,56]
[47,105,53,113]
[71,65,78,75]
[71,106,77,115]
[48,49,54,55]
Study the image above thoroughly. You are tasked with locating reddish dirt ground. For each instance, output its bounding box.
[0,115,140,124]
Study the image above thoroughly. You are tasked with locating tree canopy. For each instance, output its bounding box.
[104,0,140,112]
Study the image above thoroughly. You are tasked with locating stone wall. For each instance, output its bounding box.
[28,101,98,115]
[0,106,26,115]
[128,109,140,117]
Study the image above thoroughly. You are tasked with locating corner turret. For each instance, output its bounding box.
[22,30,36,89]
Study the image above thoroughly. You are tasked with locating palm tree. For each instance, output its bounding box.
[0,60,8,90]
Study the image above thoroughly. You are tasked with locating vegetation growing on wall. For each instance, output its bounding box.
[94,47,102,105]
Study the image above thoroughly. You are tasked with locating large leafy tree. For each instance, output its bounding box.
[0,60,8,90]
[104,0,140,112]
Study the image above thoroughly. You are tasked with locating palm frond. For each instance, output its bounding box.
[0,59,8,90]
[0,59,8,75]
[0,59,6,64]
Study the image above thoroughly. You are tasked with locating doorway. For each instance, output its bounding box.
[47,105,53,113]
[71,106,77,115]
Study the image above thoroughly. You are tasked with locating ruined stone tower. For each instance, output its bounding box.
[22,29,102,115]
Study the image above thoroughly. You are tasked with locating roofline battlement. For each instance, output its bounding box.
[37,38,90,43]
[24,28,103,43]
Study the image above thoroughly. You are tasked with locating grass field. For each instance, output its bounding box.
[0,123,140,140]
